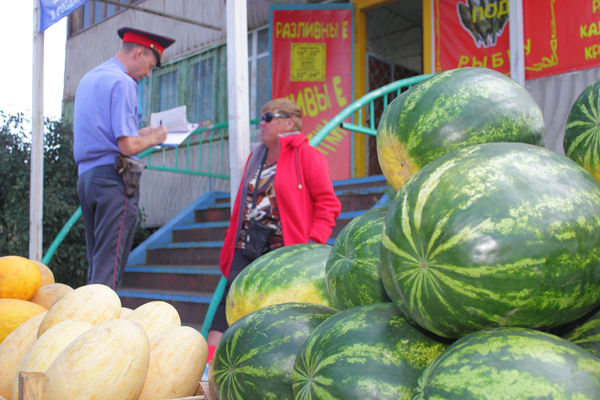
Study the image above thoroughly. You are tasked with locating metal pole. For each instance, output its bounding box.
[95,0,221,31]
[509,0,525,86]
[226,0,250,211]
[30,0,44,261]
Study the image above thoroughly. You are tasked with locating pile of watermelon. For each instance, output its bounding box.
[212,67,600,400]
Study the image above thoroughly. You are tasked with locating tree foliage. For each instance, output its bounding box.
[0,113,153,288]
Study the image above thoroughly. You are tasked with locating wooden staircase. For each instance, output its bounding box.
[117,175,390,331]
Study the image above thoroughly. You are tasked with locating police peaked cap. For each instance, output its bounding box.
[118,27,175,67]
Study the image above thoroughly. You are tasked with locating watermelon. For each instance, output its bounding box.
[376,67,545,191]
[564,308,600,358]
[381,142,600,338]
[226,244,335,326]
[326,208,392,310]
[414,327,600,399]
[212,302,337,400]
[292,303,448,400]
[564,79,600,182]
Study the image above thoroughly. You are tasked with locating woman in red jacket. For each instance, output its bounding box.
[206,98,341,357]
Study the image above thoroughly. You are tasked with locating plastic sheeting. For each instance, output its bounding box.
[526,67,600,155]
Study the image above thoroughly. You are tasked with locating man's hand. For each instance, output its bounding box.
[149,126,168,145]
[118,126,169,156]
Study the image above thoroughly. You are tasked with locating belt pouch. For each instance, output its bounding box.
[114,154,146,198]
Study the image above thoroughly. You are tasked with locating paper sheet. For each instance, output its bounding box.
[149,106,199,147]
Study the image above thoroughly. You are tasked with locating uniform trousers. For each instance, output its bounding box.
[77,164,139,290]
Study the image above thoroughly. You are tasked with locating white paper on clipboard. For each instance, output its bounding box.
[150,105,199,147]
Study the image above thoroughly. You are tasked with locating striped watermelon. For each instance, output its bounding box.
[564,308,600,358]
[292,303,448,400]
[377,67,545,191]
[564,79,600,182]
[414,327,600,399]
[326,208,391,310]
[226,244,335,326]
[212,302,337,400]
[381,142,600,338]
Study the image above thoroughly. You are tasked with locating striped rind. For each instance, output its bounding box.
[414,327,600,399]
[226,244,335,325]
[377,67,545,191]
[326,208,392,310]
[380,142,600,338]
[565,309,600,358]
[292,303,448,400]
[213,302,337,400]
[564,79,600,182]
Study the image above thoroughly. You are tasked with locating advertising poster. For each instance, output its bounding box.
[434,0,511,75]
[523,0,600,79]
[434,0,600,80]
[270,6,353,181]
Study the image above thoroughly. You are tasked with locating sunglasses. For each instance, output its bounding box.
[260,112,290,123]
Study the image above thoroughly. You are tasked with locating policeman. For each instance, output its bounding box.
[74,28,175,289]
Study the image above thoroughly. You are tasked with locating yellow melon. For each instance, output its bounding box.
[45,319,149,400]
[120,307,133,319]
[29,283,73,310]
[137,326,208,400]
[125,301,181,340]
[30,260,55,287]
[0,299,47,344]
[0,312,46,399]
[11,319,93,400]
[0,256,42,300]
[37,284,121,338]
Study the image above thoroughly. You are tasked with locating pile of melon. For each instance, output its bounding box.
[0,256,208,400]
[210,68,600,400]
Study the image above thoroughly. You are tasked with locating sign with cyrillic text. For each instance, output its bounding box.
[40,0,90,33]
[270,5,353,181]
[434,0,600,80]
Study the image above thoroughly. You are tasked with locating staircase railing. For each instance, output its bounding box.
[43,73,434,337]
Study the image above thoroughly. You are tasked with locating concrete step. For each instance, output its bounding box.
[121,264,222,292]
[332,174,388,190]
[194,202,231,223]
[146,241,223,265]
[335,186,387,211]
[172,221,229,243]
[117,288,214,326]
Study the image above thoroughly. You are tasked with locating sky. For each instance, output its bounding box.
[1,2,67,121]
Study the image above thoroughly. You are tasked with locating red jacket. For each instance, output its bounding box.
[219,132,341,277]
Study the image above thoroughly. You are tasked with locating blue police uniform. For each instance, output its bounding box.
[74,57,142,290]
[74,28,175,290]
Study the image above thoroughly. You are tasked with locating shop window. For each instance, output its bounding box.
[248,27,270,121]
[68,0,144,37]
[190,57,215,124]
[158,70,179,112]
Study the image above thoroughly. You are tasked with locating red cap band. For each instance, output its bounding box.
[122,32,164,56]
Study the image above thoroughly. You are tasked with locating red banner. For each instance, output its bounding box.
[434,0,600,80]
[271,7,353,181]
[435,0,511,74]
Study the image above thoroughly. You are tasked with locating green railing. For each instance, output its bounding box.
[43,73,433,338]
[140,121,259,178]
